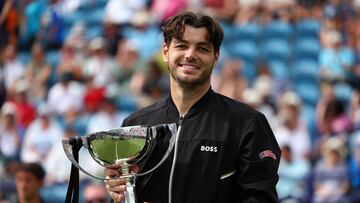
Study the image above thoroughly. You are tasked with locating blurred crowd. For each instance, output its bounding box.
[1,0,360,202]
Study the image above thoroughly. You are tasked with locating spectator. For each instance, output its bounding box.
[103,22,124,56]
[150,0,187,24]
[319,29,354,83]
[83,37,116,88]
[1,44,25,93]
[15,162,45,203]
[312,136,350,203]
[20,103,63,164]
[20,0,47,50]
[0,102,21,160]
[212,59,247,102]
[8,80,36,129]
[57,38,86,83]
[86,94,127,134]
[347,132,360,202]
[47,72,85,116]
[274,91,311,162]
[38,0,65,49]
[44,124,101,185]
[112,39,146,98]
[277,145,311,203]
[350,88,360,130]
[103,0,146,27]
[124,10,162,61]
[83,182,110,203]
[317,97,352,136]
[25,42,51,104]
[0,0,15,48]
[139,59,169,108]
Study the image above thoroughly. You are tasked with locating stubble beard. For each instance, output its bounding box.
[168,65,213,91]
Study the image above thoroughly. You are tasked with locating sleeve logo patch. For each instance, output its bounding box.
[259,150,277,160]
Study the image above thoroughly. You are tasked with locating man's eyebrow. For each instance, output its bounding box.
[173,38,212,47]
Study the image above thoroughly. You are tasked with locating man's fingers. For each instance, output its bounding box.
[106,178,127,188]
[106,184,127,193]
[109,191,126,203]
[104,167,121,177]
[106,163,122,169]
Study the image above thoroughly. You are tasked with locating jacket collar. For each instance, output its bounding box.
[167,88,215,117]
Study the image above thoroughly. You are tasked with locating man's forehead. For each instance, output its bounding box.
[174,26,210,41]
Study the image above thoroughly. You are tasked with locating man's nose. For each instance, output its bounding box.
[185,47,196,60]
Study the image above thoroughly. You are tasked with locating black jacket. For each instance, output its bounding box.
[122,88,281,203]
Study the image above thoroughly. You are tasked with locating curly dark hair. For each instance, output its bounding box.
[162,11,224,54]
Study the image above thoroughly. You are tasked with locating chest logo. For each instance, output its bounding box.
[201,145,218,153]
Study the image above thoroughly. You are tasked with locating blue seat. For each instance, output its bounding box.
[241,60,257,81]
[301,103,318,143]
[261,39,291,62]
[233,22,262,41]
[116,95,138,113]
[45,50,61,86]
[267,60,289,80]
[291,59,319,81]
[295,19,321,38]
[85,7,105,26]
[230,40,259,62]
[293,37,321,61]
[263,21,293,40]
[86,25,103,39]
[294,80,320,105]
[220,21,235,44]
[40,183,68,203]
[121,26,162,60]
[63,10,85,28]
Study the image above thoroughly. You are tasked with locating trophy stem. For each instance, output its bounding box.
[118,160,137,203]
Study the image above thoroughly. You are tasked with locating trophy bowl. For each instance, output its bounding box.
[87,129,150,167]
[62,124,178,203]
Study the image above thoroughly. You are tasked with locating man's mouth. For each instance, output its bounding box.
[179,64,199,70]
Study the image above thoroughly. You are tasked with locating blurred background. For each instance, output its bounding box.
[1,0,360,202]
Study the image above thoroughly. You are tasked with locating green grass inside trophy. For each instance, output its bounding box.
[62,124,178,203]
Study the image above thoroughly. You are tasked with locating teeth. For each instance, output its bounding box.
[182,65,198,70]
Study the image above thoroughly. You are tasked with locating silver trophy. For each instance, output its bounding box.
[62,124,178,203]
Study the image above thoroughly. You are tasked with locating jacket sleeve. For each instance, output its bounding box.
[236,111,281,202]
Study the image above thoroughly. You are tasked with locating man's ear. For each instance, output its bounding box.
[213,52,220,68]
[162,42,169,63]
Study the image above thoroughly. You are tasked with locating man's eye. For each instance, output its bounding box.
[199,47,210,52]
[175,44,186,48]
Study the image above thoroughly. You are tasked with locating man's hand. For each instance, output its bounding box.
[104,164,127,203]
[104,163,139,203]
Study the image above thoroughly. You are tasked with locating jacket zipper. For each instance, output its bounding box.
[168,116,184,203]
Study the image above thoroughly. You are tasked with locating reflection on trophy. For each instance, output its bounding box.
[62,124,178,203]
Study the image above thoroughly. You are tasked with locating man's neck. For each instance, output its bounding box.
[170,79,210,116]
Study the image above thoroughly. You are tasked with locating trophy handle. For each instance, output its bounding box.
[62,137,110,180]
[135,124,178,177]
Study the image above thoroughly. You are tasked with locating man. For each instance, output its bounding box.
[15,162,45,203]
[105,11,280,202]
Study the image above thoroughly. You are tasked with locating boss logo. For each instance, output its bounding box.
[201,145,218,152]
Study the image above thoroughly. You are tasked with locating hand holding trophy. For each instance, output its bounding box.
[62,123,178,203]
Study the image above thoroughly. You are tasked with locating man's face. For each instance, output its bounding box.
[162,25,219,88]
[15,171,42,201]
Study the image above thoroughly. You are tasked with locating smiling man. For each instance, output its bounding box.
[105,11,280,203]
